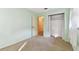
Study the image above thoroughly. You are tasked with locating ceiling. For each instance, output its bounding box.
[27,8,56,13]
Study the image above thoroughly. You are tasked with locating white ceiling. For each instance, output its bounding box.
[27,8,56,13]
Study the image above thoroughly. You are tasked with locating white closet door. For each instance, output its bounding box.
[49,13,64,37]
[31,16,36,36]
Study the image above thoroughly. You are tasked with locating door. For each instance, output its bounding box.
[37,16,44,36]
[49,13,64,37]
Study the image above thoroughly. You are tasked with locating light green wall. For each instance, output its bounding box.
[0,8,37,48]
[64,8,70,41]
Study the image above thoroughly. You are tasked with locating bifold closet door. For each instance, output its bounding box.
[49,13,64,37]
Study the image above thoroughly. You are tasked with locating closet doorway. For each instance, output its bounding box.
[37,16,44,36]
[48,13,64,37]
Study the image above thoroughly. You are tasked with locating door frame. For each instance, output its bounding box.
[37,16,44,36]
[48,13,64,37]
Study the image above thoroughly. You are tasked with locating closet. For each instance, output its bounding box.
[48,13,64,37]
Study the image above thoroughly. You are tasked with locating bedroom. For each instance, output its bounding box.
[0,8,78,51]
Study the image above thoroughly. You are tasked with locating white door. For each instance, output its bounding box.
[49,13,64,37]
[31,16,36,36]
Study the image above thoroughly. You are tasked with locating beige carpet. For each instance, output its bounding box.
[0,36,73,51]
